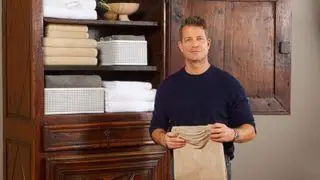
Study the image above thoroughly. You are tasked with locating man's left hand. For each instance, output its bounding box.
[209,123,235,142]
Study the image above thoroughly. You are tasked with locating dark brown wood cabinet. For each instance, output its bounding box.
[3,0,171,179]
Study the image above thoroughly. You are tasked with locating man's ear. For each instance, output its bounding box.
[178,41,183,53]
[207,38,211,49]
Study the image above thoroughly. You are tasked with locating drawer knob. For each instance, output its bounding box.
[104,129,111,137]
[104,129,111,148]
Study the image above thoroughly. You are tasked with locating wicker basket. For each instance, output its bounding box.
[97,40,148,65]
[45,88,104,115]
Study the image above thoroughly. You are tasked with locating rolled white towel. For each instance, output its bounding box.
[43,6,97,20]
[104,101,155,113]
[104,88,156,102]
[102,81,152,90]
[43,0,96,10]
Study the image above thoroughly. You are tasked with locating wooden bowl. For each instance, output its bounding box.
[104,12,118,20]
[107,3,140,21]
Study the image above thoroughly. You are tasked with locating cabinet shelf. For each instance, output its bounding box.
[44,65,158,72]
[44,17,159,27]
[43,112,153,125]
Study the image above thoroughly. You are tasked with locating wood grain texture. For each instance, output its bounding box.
[45,146,168,180]
[44,17,159,26]
[192,1,226,69]
[275,0,291,113]
[168,0,193,74]
[206,0,278,1]
[44,65,158,72]
[167,0,291,114]
[3,0,41,179]
[4,0,31,119]
[5,139,32,180]
[43,112,153,125]
[224,1,274,97]
[4,0,171,179]
[43,121,153,151]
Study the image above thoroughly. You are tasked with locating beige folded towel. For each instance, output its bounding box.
[44,38,97,48]
[44,57,98,65]
[45,30,89,39]
[44,47,97,57]
[172,125,227,180]
[46,24,88,32]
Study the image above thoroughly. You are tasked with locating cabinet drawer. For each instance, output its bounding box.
[45,147,168,180]
[43,121,153,151]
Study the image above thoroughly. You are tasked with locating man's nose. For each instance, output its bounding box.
[191,40,200,47]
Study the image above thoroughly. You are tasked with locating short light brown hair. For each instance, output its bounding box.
[179,16,208,40]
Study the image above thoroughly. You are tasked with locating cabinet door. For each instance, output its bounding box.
[45,147,170,180]
[168,0,291,115]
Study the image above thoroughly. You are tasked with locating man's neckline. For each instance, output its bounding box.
[182,64,214,77]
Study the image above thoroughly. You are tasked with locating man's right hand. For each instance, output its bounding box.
[163,132,186,149]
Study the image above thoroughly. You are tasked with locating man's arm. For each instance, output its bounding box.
[210,123,255,143]
[151,128,187,149]
[151,128,167,147]
[210,76,257,143]
[233,124,256,143]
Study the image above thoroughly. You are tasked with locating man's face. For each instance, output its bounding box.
[178,25,211,63]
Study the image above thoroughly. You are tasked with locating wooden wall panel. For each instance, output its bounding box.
[224,2,274,97]
[4,0,32,119]
[168,0,291,114]
[192,1,226,69]
[275,0,291,112]
[5,139,32,180]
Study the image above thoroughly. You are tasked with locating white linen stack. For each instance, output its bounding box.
[43,0,97,20]
[103,81,156,112]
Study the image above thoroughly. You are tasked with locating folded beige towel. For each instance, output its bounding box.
[44,47,97,57]
[44,38,97,48]
[44,57,98,65]
[46,24,88,32]
[45,30,89,39]
[172,125,227,180]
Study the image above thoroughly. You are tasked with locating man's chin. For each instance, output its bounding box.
[187,58,202,63]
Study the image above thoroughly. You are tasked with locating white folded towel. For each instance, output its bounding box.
[104,101,154,112]
[102,81,152,90]
[44,6,97,20]
[43,0,96,10]
[105,88,156,102]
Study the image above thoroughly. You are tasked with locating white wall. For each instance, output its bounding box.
[233,0,320,180]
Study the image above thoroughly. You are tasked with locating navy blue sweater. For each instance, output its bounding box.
[149,65,256,159]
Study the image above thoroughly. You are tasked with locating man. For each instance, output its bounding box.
[149,16,256,180]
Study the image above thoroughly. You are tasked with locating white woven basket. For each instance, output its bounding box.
[97,40,148,65]
[45,88,104,115]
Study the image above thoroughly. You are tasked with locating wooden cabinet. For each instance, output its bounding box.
[45,146,169,180]
[3,0,171,179]
[168,0,292,115]
[42,114,154,152]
